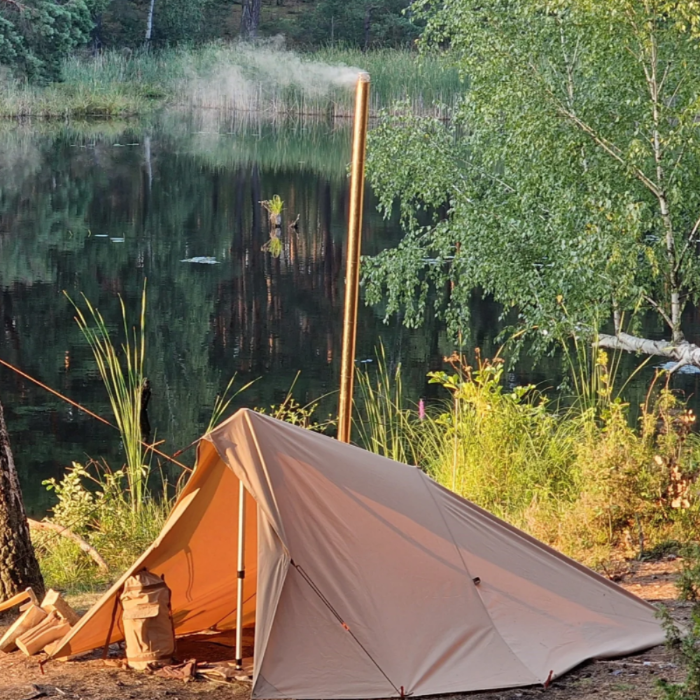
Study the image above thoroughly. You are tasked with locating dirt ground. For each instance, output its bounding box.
[0,559,692,700]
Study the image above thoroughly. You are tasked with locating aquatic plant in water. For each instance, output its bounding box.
[260,194,284,227]
[261,232,283,258]
[65,284,149,515]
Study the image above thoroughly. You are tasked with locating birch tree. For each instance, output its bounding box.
[365,0,700,370]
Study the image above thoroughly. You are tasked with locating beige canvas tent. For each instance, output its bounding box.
[51,408,665,698]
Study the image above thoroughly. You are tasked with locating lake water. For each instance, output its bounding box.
[0,114,450,513]
[3,113,700,514]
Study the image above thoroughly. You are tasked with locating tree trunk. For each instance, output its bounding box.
[596,332,700,371]
[363,6,372,52]
[0,399,44,602]
[145,0,156,46]
[240,0,261,40]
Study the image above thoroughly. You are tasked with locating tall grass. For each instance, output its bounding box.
[0,75,157,118]
[355,349,700,566]
[66,285,149,514]
[315,47,463,116]
[0,43,462,119]
[355,343,421,464]
[35,461,172,592]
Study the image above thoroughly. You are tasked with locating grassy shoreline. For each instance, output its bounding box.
[0,44,462,120]
[35,351,700,594]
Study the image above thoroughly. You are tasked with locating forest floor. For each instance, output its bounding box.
[0,558,691,700]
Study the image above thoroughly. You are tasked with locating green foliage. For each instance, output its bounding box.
[0,0,93,82]
[425,352,581,520]
[657,602,700,700]
[66,284,149,514]
[206,374,258,433]
[667,542,700,700]
[257,373,334,431]
[43,462,98,534]
[0,43,461,118]
[366,0,700,349]
[283,0,420,49]
[260,194,284,217]
[34,459,171,591]
[678,544,700,602]
[99,0,222,49]
[355,343,422,464]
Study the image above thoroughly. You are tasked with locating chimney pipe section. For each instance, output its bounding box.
[338,72,371,444]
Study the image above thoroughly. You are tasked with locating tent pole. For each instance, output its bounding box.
[337,72,371,444]
[235,479,246,670]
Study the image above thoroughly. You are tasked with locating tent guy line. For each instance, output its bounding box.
[0,356,192,472]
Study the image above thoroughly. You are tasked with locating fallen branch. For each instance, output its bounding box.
[27,519,108,573]
[596,332,700,371]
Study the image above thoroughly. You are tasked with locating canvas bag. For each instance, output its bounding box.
[120,569,175,670]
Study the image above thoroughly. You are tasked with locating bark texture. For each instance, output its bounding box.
[596,332,700,371]
[240,0,261,40]
[0,399,44,602]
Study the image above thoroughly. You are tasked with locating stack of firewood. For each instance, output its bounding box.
[0,588,80,656]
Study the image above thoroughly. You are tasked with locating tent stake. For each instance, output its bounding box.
[338,72,371,444]
[235,480,246,670]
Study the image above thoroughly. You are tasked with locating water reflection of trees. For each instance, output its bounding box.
[0,122,446,507]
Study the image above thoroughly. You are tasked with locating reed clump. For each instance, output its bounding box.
[0,43,462,120]
[66,286,149,514]
[0,75,156,119]
[33,292,257,593]
[355,350,700,567]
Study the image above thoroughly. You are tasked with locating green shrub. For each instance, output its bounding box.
[355,349,700,566]
[657,600,700,699]
[34,460,171,593]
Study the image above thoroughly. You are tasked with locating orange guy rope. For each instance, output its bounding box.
[0,357,192,472]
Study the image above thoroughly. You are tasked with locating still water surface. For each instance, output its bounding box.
[2,114,699,514]
[0,114,457,512]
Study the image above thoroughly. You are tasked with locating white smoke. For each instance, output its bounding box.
[180,38,364,113]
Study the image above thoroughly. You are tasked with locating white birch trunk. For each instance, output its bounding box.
[145,0,156,44]
[596,332,700,371]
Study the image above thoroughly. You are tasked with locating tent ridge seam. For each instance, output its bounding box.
[243,411,289,549]
[290,560,401,696]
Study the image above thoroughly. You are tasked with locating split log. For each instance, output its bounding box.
[0,587,38,613]
[43,638,67,658]
[41,589,80,626]
[16,611,71,656]
[27,519,108,573]
[0,603,47,652]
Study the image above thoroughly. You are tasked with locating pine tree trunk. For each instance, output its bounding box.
[240,0,261,40]
[363,6,372,52]
[0,399,44,602]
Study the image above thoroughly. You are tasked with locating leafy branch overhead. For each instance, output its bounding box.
[365,0,700,368]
